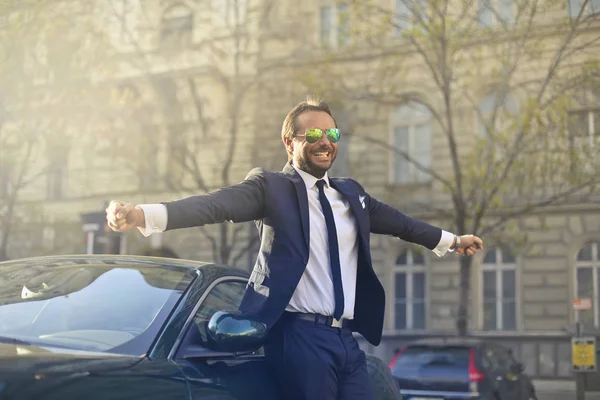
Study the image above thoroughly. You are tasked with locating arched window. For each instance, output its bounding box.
[575,241,600,327]
[478,92,519,138]
[391,101,432,184]
[160,4,193,48]
[481,247,517,330]
[394,248,426,330]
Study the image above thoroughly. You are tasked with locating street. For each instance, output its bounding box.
[535,380,600,400]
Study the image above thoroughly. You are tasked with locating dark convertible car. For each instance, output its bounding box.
[0,255,398,400]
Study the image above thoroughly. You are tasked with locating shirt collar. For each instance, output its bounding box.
[291,164,330,191]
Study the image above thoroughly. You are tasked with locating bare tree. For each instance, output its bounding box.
[0,2,114,260]
[303,0,600,334]
[102,0,305,266]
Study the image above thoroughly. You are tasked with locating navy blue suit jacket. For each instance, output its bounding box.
[163,163,442,346]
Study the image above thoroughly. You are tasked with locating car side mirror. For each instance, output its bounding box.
[205,311,268,353]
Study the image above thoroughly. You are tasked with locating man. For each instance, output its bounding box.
[106,95,483,400]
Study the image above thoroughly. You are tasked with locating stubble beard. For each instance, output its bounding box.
[295,152,336,179]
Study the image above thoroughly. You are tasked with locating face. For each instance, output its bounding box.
[284,111,338,178]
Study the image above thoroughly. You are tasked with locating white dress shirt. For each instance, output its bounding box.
[137,167,455,320]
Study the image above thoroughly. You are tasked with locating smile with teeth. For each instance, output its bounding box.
[313,151,330,159]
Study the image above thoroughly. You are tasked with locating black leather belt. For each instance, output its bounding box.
[284,312,353,330]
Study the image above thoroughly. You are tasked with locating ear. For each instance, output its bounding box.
[283,137,294,154]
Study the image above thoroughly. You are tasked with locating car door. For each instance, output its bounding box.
[173,276,280,400]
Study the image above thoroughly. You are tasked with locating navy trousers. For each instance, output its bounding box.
[265,313,373,400]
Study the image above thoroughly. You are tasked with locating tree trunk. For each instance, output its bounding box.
[456,255,473,336]
[219,223,230,265]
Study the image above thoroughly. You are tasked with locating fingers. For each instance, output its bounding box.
[457,245,477,256]
[106,201,121,231]
[116,202,135,219]
[472,235,484,250]
[456,235,483,256]
[105,200,136,232]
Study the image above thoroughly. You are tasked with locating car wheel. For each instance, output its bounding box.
[366,354,402,400]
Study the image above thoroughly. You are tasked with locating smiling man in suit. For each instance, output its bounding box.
[106,95,483,400]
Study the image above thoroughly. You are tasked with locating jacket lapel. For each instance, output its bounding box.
[329,179,369,243]
[282,163,310,250]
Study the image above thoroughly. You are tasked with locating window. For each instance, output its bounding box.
[568,0,600,18]
[391,102,432,184]
[394,249,427,330]
[160,4,193,48]
[568,90,600,147]
[478,92,519,138]
[481,248,517,330]
[186,279,247,347]
[478,0,515,27]
[320,3,349,48]
[568,91,600,173]
[569,110,600,142]
[575,241,600,327]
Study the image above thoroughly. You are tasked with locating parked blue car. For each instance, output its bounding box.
[389,338,538,400]
[0,255,398,400]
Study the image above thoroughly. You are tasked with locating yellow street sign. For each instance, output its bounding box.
[572,337,596,372]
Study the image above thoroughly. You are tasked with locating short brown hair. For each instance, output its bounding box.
[281,95,337,161]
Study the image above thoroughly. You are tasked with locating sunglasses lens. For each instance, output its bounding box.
[326,128,341,143]
[304,128,323,143]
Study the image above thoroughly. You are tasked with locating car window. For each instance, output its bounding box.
[392,345,470,373]
[0,260,196,355]
[188,280,247,346]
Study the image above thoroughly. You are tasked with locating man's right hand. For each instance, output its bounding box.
[105,201,145,232]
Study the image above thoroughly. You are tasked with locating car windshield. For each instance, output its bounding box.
[393,346,470,371]
[0,258,197,355]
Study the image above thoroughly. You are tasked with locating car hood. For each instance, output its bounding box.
[0,342,142,375]
[0,343,189,400]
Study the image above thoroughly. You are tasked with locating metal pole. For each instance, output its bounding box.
[576,320,586,400]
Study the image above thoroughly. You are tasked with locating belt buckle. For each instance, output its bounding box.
[331,318,343,328]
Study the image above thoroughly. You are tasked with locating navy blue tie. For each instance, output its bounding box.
[316,180,344,320]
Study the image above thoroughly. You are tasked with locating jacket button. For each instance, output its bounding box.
[303,259,308,264]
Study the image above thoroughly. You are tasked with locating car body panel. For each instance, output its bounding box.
[0,342,188,400]
[177,356,280,400]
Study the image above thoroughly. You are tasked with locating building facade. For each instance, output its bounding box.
[1,0,600,376]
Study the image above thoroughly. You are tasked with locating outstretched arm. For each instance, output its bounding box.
[106,168,266,234]
[164,169,266,230]
[367,194,482,257]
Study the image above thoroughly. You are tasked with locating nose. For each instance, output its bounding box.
[317,131,331,147]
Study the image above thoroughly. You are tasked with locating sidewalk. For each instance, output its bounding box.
[535,380,600,400]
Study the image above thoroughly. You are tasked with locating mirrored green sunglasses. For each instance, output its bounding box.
[296,128,341,143]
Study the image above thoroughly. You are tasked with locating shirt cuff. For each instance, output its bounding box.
[432,230,456,257]
[136,204,168,237]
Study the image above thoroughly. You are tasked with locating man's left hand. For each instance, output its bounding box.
[456,235,483,256]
